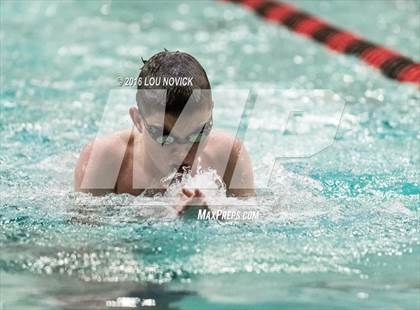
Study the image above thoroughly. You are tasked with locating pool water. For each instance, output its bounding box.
[1,0,419,309]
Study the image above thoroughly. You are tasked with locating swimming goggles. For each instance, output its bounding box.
[141,114,213,145]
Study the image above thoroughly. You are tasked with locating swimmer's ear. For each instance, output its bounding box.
[129,106,143,133]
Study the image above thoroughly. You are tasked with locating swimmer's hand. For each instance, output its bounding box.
[176,188,209,217]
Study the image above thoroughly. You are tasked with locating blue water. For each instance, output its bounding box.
[1,0,419,309]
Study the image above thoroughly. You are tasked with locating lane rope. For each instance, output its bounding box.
[223,0,420,85]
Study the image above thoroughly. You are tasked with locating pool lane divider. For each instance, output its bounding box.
[222,0,420,86]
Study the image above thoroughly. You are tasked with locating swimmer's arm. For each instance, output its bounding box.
[224,139,255,197]
[74,138,125,196]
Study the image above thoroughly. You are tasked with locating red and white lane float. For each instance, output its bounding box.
[223,0,420,86]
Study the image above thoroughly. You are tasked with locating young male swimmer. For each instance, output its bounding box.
[74,51,254,214]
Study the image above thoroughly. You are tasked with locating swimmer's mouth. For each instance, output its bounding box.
[171,163,191,173]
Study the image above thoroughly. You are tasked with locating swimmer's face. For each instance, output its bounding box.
[129,105,212,173]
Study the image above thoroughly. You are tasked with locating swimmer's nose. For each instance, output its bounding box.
[167,143,187,156]
[170,143,196,163]
[172,142,191,153]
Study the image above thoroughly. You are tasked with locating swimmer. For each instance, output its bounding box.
[74,50,254,213]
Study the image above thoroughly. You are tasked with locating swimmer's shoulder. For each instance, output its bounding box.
[206,130,255,196]
[206,129,245,158]
[79,129,133,161]
[74,129,135,193]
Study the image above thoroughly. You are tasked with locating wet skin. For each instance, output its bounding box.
[74,105,255,205]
